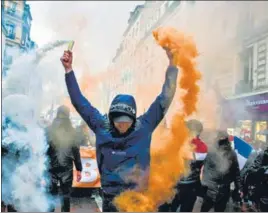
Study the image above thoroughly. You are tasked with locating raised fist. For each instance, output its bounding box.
[60,50,73,73]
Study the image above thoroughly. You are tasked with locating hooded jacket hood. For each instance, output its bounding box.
[108,94,137,137]
[216,131,232,150]
[109,94,137,121]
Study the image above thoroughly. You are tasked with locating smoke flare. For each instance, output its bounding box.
[114,27,201,212]
[2,40,69,212]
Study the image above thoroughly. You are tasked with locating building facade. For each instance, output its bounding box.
[110,1,268,141]
[110,1,182,117]
[2,23,8,62]
[2,0,37,75]
[222,1,268,145]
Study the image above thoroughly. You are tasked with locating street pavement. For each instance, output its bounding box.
[53,193,240,212]
[55,197,101,212]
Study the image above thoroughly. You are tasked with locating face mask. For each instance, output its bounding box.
[218,139,229,147]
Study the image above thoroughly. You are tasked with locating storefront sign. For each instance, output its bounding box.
[246,99,268,106]
[230,92,268,112]
[244,93,268,112]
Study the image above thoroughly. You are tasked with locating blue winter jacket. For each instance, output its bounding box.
[65,65,178,195]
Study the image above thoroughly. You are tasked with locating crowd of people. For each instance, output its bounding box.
[1,48,268,212]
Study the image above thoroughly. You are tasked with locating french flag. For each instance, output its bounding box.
[192,137,208,161]
[233,136,254,170]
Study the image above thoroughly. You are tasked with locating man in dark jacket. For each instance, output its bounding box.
[245,145,268,211]
[200,131,241,212]
[175,120,207,212]
[60,47,178,211]
[46,105,82,212]
[159,119,208,212]
[240,149,259,210]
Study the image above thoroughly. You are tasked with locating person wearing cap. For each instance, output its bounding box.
[60,47,178,211]
[46,105,82,212]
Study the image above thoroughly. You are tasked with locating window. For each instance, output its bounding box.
[160,3,166,17]
[7,1,17,15]
[146,22,151,32]
[21,27,27,45]
[257,73,266,79]
[168,1,174,7]
[258,43,266,53]
[255,121,267,143]
[5,23,16,39]
[27,17,31,26]
[4,55,13,65]
[242,47,253,88]
[257,79,266,88]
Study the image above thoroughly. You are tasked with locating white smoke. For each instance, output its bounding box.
[1,39,72,211]
[2,94,54,211]
[3,40,71,114]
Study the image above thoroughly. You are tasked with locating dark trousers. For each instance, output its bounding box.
[158,182,199,212]
[102,192,118,212]
[48,172,73,212]
[1,202,17,212]
[259,199,268,212]
[200,187,230,212]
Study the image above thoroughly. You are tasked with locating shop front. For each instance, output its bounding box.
[221,91,268,146]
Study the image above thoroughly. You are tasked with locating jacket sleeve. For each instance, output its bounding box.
[72,145,82,172]
[232,153,242,191]
[141,65,178,131]
[240,152,257,183]
[65,71,105,132]
[246,152,264,183]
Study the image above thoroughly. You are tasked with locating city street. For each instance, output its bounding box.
[2,1,268,212]
[55,196,234,212]
[55,197,101,212]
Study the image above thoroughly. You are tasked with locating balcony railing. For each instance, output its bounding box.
[4,9,22,20]
[6,8,16,15]
[7,33,15,40]
[235,79,268,95]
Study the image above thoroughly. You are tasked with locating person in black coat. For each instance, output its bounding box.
[200,131,241,212]
[245,145,268,211]
[46,105,82,212]
[158,120,208,212]
[239,150,259,210]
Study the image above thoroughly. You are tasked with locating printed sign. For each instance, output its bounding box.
[72,147,101,188]
[80,158,98,183]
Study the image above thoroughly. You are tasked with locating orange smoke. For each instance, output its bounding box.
[114,27,201,212]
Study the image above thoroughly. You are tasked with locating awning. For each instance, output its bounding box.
[225,91,268,113]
